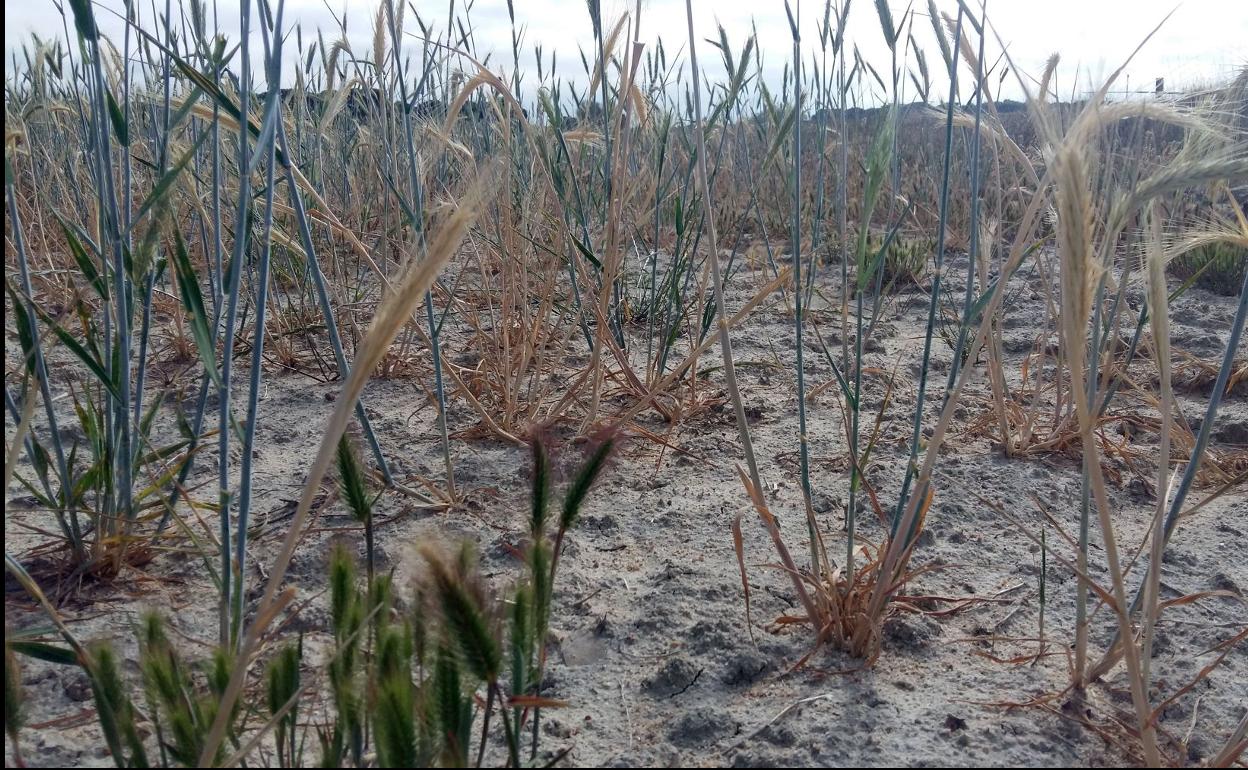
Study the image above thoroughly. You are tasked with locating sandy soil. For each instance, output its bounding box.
[5,250,1246,768]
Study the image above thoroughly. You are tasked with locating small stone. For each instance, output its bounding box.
[64,672,93,702]
[884,613,939,649]
[1213,419,1248,445]
[1211,572,1242,596]
[669,707,736,747]
[642,656,701,697]
[812,492,836,514]
[722,650,769,686]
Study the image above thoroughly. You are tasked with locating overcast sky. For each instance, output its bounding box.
[6,0,1246,104]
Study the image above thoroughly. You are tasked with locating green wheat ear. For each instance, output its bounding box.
[329,543,356,637]
[376,623,408,680]
[335,434,371,523]
[1170,241,1247,296]
[432,644,471,767]
[89,641,148,769]
[139,613,181,708]
[209,646,233,700]
[427,551,501,683]
[510,583,533,685]
[529,537,552,631]
[87,643,125,762]
[141,609,166,650]
[266,643,300,717]
[267,641,301,767]
[373,625,417,768]
[530,434,551,537]
[370,572,395,630]
[327,542,364,768]
[328,640,363,770]
[559,435,615,532]
[411,587,429,669]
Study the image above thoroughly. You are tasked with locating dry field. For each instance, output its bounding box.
[4,0,1246,767]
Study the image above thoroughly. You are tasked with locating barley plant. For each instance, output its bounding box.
[4,0,1246,766]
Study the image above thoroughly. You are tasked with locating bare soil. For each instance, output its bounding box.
[5,252,1246,767]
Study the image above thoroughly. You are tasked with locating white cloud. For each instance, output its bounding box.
[5,0,1244,103]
